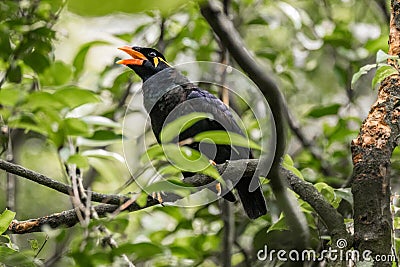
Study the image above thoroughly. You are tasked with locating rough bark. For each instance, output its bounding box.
[350,2,400,262]
[351,75,399,265]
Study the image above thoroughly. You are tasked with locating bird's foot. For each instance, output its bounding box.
[152,192,164,205]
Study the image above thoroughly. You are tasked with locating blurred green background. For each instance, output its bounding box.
[0,0,394,266]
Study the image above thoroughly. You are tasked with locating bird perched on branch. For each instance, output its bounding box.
[117,46,267,219]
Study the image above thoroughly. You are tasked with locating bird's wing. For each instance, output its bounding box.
[185,87,246,137]
[175,87,252,160]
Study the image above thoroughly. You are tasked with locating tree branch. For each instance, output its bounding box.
[350,2,400,262]
[200,0,309,248]
[0,159,131,206]
[4,159,347,240]
[7,199,159,234]
[285,110,334,176]
[282,168,351,246]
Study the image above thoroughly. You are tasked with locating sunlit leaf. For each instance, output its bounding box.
[193,130,262,150]
[372,65,398,89]
[81,116,121,128]
[68,0,190,16]
[64,118,90,136]
[315,182,341,208]
[41,61,73,86]
[0,209,15,234]
[143,180,193,197]
[282,154,303,180]
[24,92,64,110]
[267,213,288,232]
[160,112,211,143]
[351,64,377,88]
[8,114,47,135]
[53,86,99,109]
[170,246,200,260]
[0,88,26,106]
[162,144,221,181]
[376,49,398,63]
[142,144,164,163]
[136,192,148,207]
[67,154,90,169]
[82,149,125,163]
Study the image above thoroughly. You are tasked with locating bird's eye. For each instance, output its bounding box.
[148,52,157,57]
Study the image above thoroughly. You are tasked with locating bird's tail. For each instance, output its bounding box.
[236,178,267,219]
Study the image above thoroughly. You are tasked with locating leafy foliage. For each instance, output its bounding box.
[0,0,393,266]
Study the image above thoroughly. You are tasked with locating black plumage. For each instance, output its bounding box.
[117,46,267,219]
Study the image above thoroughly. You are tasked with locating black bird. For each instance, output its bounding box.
[117,46,267,219]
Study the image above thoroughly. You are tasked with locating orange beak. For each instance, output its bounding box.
[116,46,147,66]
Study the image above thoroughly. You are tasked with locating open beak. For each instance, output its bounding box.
[116,46,147,66]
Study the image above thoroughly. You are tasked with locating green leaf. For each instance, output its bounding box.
[64,118,90,136]
[8,114,47,135]
[144,180,193,197]
[0,209,15,234]
[68,0,189,16]
[193,130,262,150]
[365,36,389,53]
[80,116,120,128]
[0,246,35,267]
[53,87,99,109]
[24,92,64,110]
[81,149,125,163]
[160,112,211,143]
[282,154,303,180]
[268,213,288,232]
[376,49,398,63]
[41,61,73,86]
[307,103,341,118]
[142,144,164,163]
[69,251,95,266]
[372,65,398,88]
[334,188,353,207]
[23,50,50,74]
[163,144,221,181]
[77,130,123,146]
[112,242,163,261]
[136,192,148,207]
[395,217,400,230]
[0,88,26,106]
[315,182,341,208]
[73,41,109,78]
[7,64,22,83]
[158,164,181,176]
[351,64,377,88]
[28,239,39,251]
[67,154,90,169]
